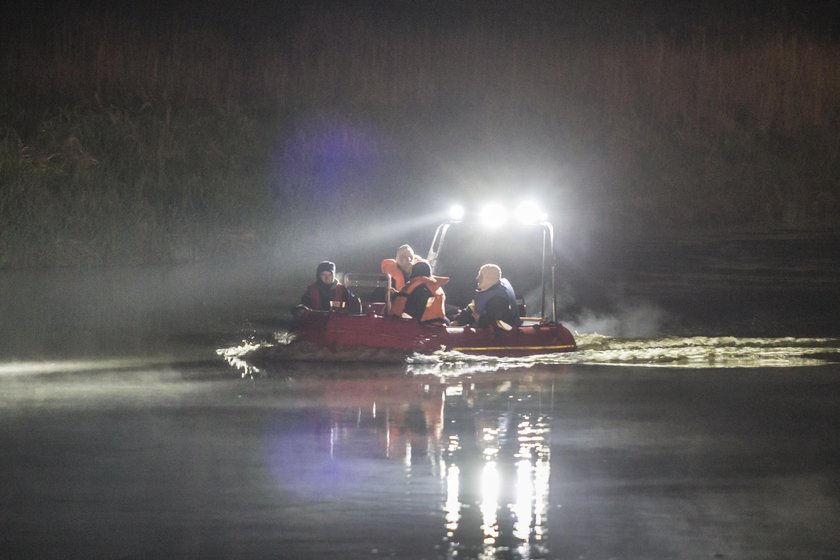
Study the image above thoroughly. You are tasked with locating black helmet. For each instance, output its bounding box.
[410,261,431,279]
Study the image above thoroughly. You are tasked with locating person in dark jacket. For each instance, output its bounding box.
[389,261,450,324]
[299,261,360,313]
[452,264,520,329]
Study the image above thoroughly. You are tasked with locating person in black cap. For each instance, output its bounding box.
[299,261,360,313]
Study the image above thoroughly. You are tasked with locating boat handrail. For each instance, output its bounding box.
[342,272,392,313]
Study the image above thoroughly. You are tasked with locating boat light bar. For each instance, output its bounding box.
[449,204,465,221]
[447,200,547,225]
[479,203,508,227]
[514,200,548,224]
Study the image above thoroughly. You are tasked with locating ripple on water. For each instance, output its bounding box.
[217,330,840,377]
[562,333,840,368]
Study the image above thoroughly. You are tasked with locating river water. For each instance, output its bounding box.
[2,233,839,559]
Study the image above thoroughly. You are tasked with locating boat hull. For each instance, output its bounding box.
[292,311,576,357]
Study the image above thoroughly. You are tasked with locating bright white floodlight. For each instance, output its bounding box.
[449,204,465,221]
[479,203,508,227]
[515,200,548,224]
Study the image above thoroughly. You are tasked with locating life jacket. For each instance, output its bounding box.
[380,256,429,291]
[380,259,410,291]
[308,282,347,311]
[390,275,449,322]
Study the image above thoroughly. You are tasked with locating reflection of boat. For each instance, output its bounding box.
[263,366,558,555]
[291,208,577,358]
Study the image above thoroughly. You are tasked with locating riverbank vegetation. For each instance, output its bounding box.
[1,3,838,266]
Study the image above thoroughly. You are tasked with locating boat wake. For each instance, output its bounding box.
[407,333,840,375]
[217,331,840,377]
[217,331,408,377]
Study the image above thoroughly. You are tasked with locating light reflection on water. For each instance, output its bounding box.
[262,370,559,558]
[439,380,555,559]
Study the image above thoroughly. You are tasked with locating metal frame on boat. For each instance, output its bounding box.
[427,217,558,324]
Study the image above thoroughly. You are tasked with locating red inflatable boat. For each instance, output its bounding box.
[292,307,576,357]
[291,208,577,358]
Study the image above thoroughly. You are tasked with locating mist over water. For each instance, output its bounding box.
[3,230,836,361]
[566,302,670,338]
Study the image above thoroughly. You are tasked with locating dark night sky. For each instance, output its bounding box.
[5,0,840,39]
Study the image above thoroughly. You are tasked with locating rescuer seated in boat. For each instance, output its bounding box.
[451,264,521,330]
[388,261,450,324]
[296,260,361,314]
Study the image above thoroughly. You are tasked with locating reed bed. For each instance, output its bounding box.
[6,10,838,129]
[1,6,838,266]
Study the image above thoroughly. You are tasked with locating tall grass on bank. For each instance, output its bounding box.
[1,7,839,266]
[5,10,838,130]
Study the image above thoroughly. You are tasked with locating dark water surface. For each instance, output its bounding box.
[2,233,839,559]
[3,364,840,559]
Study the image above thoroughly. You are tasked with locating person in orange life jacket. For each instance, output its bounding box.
[389,261,450,324]
[380,244,421,292]
[451,264,520,329]
[300,261,361,313]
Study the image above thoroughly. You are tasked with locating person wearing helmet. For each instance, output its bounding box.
[389,261,450,324]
